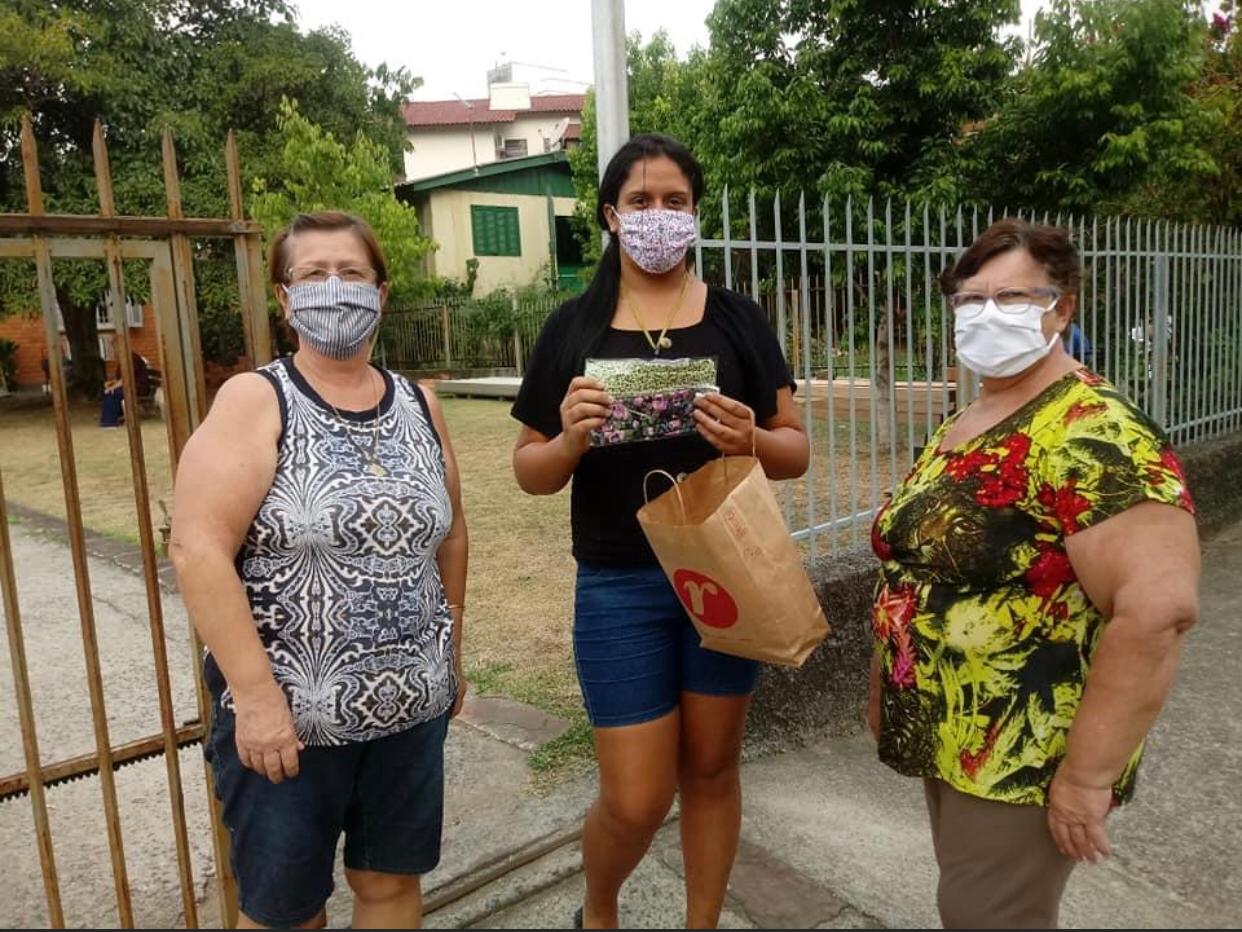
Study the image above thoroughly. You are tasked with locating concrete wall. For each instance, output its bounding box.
[426,190,576,293]
[406,115,575,181]
[746,429,1242,754]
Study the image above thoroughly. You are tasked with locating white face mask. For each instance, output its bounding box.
[954,298,1060,379]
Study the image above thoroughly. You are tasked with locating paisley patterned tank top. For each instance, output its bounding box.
[208,356,455,745]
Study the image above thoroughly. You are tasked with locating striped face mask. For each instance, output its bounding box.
[286,277,382,359]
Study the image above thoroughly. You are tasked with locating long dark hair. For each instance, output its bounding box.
[560,133,706,372]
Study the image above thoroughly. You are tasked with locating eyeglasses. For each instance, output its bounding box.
[286,265,378,285]
[948,287,1060,318]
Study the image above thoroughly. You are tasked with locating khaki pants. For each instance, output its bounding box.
[924,779,1076,929]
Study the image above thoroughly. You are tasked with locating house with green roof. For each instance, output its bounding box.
[396,150,585,294]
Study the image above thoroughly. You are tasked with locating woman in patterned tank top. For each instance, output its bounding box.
[868,220,1200,929]
[170,212,468,929]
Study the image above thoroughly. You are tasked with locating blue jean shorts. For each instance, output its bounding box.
[573,563,760,728]
[204,701,449,927]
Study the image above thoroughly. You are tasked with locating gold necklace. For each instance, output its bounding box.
[327,369,386,477]
[620,273,691,355]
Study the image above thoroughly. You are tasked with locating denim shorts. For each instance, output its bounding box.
[573,563,760,728]
[204,701,449,927]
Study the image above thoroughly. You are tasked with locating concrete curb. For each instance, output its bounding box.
[6,501,180,593]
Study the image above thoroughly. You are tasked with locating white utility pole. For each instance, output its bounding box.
[591,0,630,179]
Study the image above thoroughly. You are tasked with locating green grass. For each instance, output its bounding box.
[0,401,173,546]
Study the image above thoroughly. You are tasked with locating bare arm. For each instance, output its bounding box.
[422,386,469,715]
[1050,501,1200,861]
[694,387,809,480]
[168,373,301,782]
[513,376,612,495]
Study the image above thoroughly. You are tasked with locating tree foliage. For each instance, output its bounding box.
[250,99,436,305]
[1183,1,1242,224]
[573,0,1240,234]
[699,0,1020,203]
[0,0,418,394]
[966,0,1220,217]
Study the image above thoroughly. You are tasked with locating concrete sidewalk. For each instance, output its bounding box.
[2,516,1238,928]
[427,520,1242,929]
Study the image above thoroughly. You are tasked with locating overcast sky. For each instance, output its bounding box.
[291,0,1053,101]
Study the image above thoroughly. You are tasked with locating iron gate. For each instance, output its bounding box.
[0,116,271,928]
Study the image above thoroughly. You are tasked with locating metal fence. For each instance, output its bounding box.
[693,191,1242,555]
[375,193,1241,558]
[378,294,560,372]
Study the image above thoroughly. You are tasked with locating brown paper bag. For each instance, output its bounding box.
[637,456,830,667]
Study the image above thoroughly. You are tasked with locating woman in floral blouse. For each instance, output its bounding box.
[869,220,1200,929]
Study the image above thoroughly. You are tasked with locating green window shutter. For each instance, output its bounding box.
[471,205,521,257]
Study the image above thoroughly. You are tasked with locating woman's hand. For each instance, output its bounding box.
[693,392,756,455]
[1047,764,1113,863]
[451,661,469,718]
[450,604,468,718]
[233,681,304,784]
[559,377,613,455]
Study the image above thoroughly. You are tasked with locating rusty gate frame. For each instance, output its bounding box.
[0,116,271,928]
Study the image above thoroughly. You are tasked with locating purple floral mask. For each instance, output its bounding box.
[611,207,697,274]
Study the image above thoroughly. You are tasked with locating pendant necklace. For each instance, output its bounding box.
[328,369,386,477]
[621,272,690,355]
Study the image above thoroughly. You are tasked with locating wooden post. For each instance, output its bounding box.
[512,294,523,375]
[442,305,453,368]
[876,303,894,455]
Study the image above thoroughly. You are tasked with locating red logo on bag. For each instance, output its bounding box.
[673,569,739,629]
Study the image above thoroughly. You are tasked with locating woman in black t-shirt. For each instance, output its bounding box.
[512,134,808,929]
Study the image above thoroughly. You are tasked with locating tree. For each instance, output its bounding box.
[697,0,1021,203]
[1182,2,1242,225]
[0,0,418,397]
[568,31,708,263]
[250,99,436,305]
[965,0,1220,217]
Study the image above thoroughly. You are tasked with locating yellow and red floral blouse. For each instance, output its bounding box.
[870,369,1194,806]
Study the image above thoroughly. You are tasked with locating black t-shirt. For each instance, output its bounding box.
[512,285,795,566]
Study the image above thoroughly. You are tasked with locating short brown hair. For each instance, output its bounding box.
[941,219,1082,298]
[267,211,389,287]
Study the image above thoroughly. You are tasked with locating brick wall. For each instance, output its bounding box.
[0,305,163,389]
[0,315,49,387]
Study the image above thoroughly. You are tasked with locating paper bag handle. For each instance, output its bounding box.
[642,469,687,523]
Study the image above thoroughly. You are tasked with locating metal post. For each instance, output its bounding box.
[591,0,630,177]
[1152,252,1170,429]
[442,305,453,368]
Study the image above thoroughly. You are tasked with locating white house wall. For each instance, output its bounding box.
[404,126,497,181]
[427,190,577,293]
[405,114,578,181]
